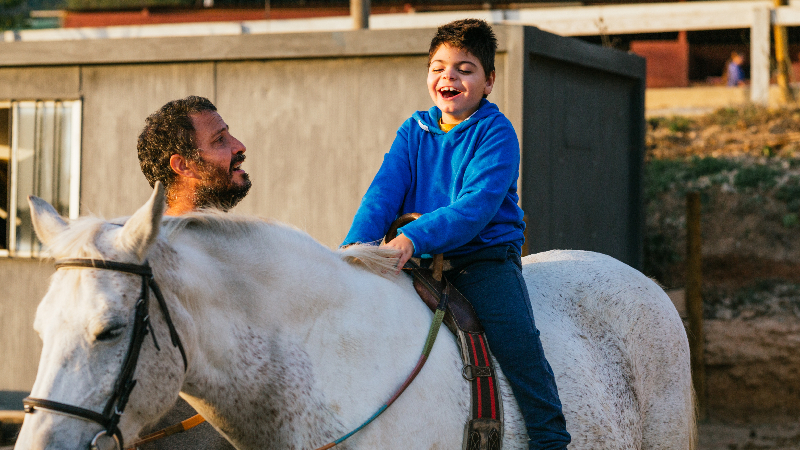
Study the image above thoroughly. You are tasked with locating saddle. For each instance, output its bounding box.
[386,214,503,450]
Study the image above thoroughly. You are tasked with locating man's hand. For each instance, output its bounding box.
[384,233,415,274]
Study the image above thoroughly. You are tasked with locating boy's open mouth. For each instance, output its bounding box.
[439,87,462,99]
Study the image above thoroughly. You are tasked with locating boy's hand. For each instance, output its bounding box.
[384,233,414,274]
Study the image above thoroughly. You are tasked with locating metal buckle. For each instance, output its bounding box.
[90,430,120,450]
[461,364,492,380]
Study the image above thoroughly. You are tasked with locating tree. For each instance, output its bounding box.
[0,0,29,31]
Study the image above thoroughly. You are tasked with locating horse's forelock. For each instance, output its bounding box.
[45,216,108,260]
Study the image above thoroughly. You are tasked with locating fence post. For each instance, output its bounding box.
[351,0,370,29]
[751,6,771,105]
[686,191,706,419]
[774,0,794,103]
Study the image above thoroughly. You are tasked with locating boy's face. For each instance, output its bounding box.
[427,44,495,124]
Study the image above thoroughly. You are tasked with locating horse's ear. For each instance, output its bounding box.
[117,182,166,262]
[28,196,68,246]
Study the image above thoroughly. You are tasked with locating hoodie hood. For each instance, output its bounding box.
[412,99,502,135]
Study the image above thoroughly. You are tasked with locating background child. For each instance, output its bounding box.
[342,19,571,449]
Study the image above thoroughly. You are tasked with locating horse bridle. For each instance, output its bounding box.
[23,258,188,450]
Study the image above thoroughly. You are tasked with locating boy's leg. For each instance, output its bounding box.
[444,247,571,450]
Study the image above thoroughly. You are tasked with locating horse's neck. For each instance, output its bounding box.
[163,229,429,449]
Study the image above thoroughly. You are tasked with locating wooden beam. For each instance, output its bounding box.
[351,0,369,30]
[0,410,25,424]
[752,6,771,105]
[511,1,772,36]
[775,5,800,25]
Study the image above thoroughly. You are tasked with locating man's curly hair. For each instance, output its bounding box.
[137,96,217,191]
[428,19,497,78]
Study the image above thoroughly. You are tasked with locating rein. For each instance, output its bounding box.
[23,258,188,450]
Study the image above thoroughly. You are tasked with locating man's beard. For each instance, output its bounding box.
[193,154,252,212]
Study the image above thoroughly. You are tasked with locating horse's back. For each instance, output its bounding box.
[522,250,694,450]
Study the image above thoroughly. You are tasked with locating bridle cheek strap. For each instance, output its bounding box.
[23,258,188,450]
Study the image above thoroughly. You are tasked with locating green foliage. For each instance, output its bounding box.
[707,107,741,127]
[705,105,771,128]
[688,156,737,178]
[733,164,780,190]
[783,213,799,228]
[643,232,680,284]
[644,158,686,200]
[0,0,27,31]
[645,156,739,202]
[647,117,664,130]
[775,175,800,204]
[647,116,694,133]
[0,0,24,8]
[666,116,692,133]
[0,13,26,29]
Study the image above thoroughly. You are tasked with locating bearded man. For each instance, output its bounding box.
[138,95,251,215]
[135,95,248,449]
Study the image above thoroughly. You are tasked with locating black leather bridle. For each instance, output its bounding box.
[23,258,188,450]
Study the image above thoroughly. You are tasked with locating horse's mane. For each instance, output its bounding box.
[338,243,399,275]
[161,210,400,277]
[46,209,399,278]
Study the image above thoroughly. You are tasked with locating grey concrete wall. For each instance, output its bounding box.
[0,259,53,391]
[0,67,80,99]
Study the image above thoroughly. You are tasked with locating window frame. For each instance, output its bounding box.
[2,99,82,258]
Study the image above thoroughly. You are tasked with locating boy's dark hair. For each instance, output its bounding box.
[137,95,217,190]
[428,19,497,77]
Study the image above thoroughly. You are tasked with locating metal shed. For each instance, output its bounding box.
[0,24,644,394]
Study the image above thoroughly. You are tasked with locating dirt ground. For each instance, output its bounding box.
[647,105,800,448]
[698,421,800,450]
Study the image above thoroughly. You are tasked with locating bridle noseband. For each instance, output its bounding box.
[23,258,188,450]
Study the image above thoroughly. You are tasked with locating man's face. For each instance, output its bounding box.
[190,110,252,211]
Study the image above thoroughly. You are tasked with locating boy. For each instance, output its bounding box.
[342,19,571,449]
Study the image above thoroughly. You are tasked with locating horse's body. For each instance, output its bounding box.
[16,187,695,450]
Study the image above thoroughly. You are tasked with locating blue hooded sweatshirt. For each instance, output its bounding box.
[342,99,525,257]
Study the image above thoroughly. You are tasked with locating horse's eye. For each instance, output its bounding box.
[96,325,124,342]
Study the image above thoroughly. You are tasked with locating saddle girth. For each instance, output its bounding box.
[405,265,503,450]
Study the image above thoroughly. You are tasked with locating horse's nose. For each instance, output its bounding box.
[14,417,105,450]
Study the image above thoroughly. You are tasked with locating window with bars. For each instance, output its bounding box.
[1,100,81,257]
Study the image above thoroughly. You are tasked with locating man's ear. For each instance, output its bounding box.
[484,71,496,97]
[169,154,200,179]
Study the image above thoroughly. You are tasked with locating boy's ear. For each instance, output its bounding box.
[484,71,496,97]
[169,154,201,180]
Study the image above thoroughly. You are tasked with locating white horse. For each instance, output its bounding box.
[15,185,695,450]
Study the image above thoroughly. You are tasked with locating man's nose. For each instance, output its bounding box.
[232,136,246,154]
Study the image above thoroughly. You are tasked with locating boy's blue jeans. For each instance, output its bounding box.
[439,245,571,450]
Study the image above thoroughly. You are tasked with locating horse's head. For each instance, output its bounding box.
[15,183,189,450]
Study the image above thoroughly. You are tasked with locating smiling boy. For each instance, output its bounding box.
[342,19,571,449]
